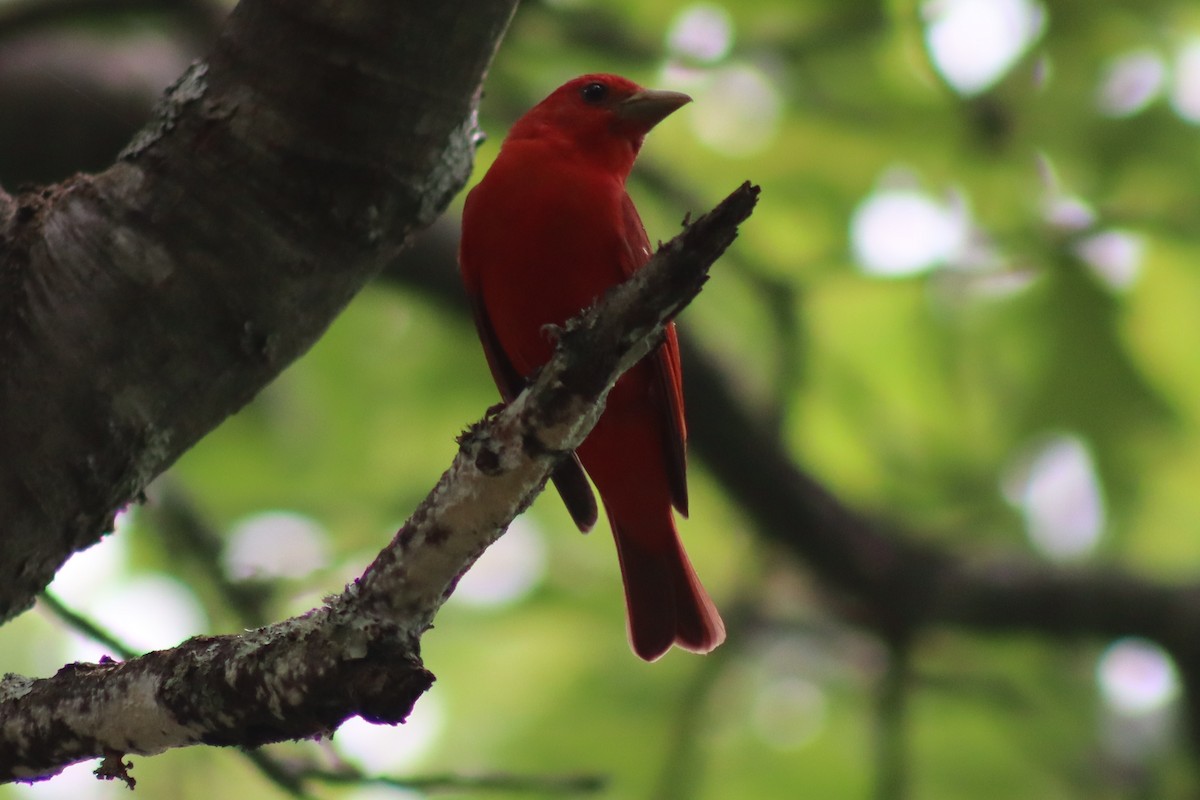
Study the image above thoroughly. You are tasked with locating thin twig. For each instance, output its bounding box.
[38,592,139,661]
[239,749,313,800]
[874,640,910,800]
[650,601,747,800]
[309,767,607,795]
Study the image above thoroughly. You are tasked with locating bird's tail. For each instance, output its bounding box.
[610,512,725,662]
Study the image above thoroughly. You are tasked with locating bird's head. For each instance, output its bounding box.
[506,74,691,175]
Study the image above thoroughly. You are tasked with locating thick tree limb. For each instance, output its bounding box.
[0,0,520,622]
[0,182,760,783]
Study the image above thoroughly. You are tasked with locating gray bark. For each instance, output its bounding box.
[0,0,518,622]
[0,182,759,783]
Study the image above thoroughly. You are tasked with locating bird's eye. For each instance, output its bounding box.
[580,82,608,104]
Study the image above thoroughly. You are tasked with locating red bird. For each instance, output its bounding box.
[459,74,725,661]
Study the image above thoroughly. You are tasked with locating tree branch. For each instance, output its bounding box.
[0,182,760,783]
[381,194,1200,746]
[308,768,607,795]
[0,0,519,623]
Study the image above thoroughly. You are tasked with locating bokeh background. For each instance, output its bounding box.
[3,0,1200,797]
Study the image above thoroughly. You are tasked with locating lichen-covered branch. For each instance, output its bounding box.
[0,182,760,783]
[352,182,758,629]
[380,193,1200,751]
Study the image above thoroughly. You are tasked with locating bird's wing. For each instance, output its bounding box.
[462,256,599,532]
[620,192,688,516]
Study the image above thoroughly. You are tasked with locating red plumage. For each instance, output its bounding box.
[459,74,725,661]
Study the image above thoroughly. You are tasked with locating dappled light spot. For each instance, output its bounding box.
[1043,195,1096,232]
[449,517,547,608]
[1098,638,1180,714]
[335,694,445,774]
[667,4,734,64]
[344,786,423,800]
[1097,638,1179,764]
[43,510,208,659]
[64,575,208,660]
[1097,50,1165,117]
[684,63,783,157]
[1074,229,1144,291]
[1002,434,1104,561]
[937,268,1039,304]
[46,509,133,606]
[851,181,970,276]
[223,510,331,581]
[1170,39,1200,122]
[1037,151,1096,231]
[11,760,126,800]
[923,0,1047,95]
[752,677,827,750]
[1036,154,1142,291]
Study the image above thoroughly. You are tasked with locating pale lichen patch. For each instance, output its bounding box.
[83,672,202,755]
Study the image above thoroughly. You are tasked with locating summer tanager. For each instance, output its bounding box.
[459,74,725,661]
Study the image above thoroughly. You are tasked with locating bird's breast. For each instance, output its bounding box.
[464,150,633,377]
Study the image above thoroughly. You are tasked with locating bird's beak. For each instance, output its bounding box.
[616,89,692,131]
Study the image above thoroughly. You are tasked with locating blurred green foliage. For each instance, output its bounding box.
[5,0,1200,797]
